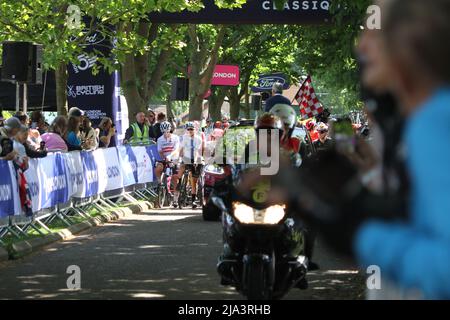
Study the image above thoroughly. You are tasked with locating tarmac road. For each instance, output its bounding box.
[0,209,365,300]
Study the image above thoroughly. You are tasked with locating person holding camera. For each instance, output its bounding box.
[0,117,21,160]
[97,117,116,148]
[80,116,98,150]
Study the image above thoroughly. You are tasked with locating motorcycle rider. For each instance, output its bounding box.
[219,113,309,289]
[179,122,204,209]
[268,104,319,271]
[155,121,181,208]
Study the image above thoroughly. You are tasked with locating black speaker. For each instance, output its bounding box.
[171,77,189,101]
[251,95,262,110]
[1,42,43,84]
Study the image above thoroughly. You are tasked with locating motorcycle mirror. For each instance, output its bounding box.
[211,197,228,213]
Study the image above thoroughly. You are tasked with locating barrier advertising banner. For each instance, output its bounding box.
[80,151,99,198]
[65,151,86,198]
[24,159,41,213]
[93,148,124,192]
[0,160,16,218]
[131,146,153,184]
[39,153,70,209]
[117,146,137,187]
[1,147,155,218]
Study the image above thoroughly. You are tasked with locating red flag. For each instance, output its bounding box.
[294,76,324,120]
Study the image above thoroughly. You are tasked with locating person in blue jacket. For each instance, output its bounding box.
[353,0,450,299]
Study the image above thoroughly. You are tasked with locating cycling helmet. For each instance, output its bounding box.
[255,113,283,130]
[160,121,172,132]
[269,104,297,129]
[185,121,195,130]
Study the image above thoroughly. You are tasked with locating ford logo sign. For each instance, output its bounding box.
[252,73,290,92]
[70,31,106,46]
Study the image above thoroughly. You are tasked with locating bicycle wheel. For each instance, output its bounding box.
[196,174,204,208]
[157,178,166,208]
[178,172,188,209]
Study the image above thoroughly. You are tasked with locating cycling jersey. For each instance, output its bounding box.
[157,134,180,161]
[180,134,203,164]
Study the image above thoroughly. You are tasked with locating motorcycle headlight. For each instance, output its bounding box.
[233,202,286,225]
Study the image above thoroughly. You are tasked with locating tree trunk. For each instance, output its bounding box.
[188,25,227,120]
[121,54,146,123]
[55,62,68,116]
[147,48,173,100]
[244,91,251,119]
[166,94,175,121]
[229,87,241,120]
[120,22,166,123]
[208,86,228,121]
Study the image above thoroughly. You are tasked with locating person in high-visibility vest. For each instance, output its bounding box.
[123,112,152,146]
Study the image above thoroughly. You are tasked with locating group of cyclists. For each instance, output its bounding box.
[123,97,339,211]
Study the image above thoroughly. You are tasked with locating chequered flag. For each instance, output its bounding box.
[295,76,324,120]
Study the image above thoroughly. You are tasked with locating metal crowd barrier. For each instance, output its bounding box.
[0,144,161,245]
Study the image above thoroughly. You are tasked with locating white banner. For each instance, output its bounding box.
[24,159,41,213]
[131,146,153,184]
[93,148,124,192]
[117,146,137,187]
[64,151,86,198]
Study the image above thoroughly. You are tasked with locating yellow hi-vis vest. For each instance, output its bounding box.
[129,123,150,145]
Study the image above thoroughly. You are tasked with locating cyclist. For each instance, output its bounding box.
[155,121,181,207]
[179,122,204,209]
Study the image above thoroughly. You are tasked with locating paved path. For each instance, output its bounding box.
[0,209,365,300]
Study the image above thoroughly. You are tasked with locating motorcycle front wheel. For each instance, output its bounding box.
[245,258,270,300]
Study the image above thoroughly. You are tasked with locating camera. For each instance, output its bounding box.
[0,136,14,157]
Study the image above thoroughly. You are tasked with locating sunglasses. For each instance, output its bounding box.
[319,130,328,134]
[187,128,194,131]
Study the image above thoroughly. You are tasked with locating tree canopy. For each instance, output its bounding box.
[0,0,373,118]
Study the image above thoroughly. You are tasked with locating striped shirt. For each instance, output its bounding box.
[157,134,180,160]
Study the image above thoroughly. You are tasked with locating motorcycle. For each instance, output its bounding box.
[213,168,309,300]
[201,164,231,221]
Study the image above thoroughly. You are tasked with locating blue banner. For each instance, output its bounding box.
[67,26,126,144]
[125,146,138,183]
[117,146,136,187]
[80,151,99,197]
[0,160,15,218]
[40,154,70,209]
[146,144,162,178]
[145,144,162,165]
